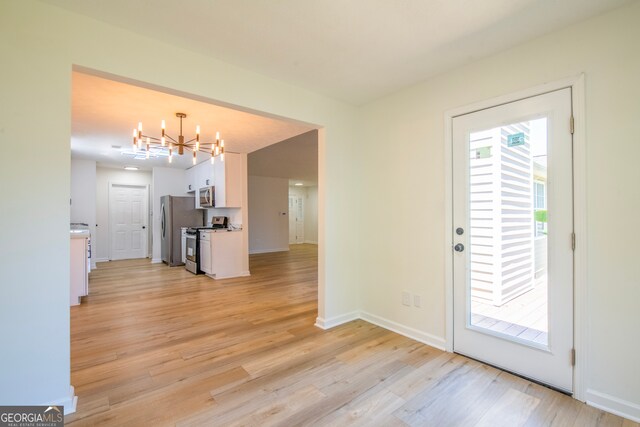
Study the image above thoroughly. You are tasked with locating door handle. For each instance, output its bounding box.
[454,243,465,252]
[142,226,146,229]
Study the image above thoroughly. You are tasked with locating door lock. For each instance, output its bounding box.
[454,243,464,252]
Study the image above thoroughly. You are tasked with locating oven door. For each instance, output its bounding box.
[185,233,198,274]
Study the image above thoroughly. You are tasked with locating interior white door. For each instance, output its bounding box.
[288,195,305,244]
[110,184,148,260]
[295,196,304,244]
[288,196,296,244]
[452,88,574,392]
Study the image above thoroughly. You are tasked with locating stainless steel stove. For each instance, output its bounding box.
[185,217,228,274]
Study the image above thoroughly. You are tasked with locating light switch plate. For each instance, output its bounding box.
[402,291,411,306]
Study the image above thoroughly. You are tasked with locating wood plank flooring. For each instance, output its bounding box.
[66,245,636,426]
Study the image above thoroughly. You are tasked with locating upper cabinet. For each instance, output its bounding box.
[213,153,242,208]
[185,167,197,193]
[185,153,242,208]
[196,162,214,189]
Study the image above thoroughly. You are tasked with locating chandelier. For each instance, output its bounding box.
[132,112,224,165]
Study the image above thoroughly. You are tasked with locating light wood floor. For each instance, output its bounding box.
[66,245,636,426]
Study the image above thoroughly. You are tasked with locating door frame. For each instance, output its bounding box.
[443,74,587,401]
[108,182,150,261]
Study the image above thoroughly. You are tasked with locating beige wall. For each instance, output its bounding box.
[248,176,290,253]
[358,2,640,414]
[0,0,360,407]
[70,159,97,266]
[2,0,639,418]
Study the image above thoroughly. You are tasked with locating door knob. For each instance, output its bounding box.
[454,243,464,252]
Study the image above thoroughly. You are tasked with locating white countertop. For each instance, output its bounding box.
[200,228,243,233]
[70,229,90,239]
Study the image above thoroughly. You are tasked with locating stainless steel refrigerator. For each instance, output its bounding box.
[160,196,204,266]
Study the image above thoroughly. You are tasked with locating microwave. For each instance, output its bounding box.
[199,186,215,208]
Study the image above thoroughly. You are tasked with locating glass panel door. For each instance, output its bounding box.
[452,88,574,392]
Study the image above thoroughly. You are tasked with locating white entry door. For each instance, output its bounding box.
[288,195,304,244]
[452,88,574,392]
[110,184,148,260]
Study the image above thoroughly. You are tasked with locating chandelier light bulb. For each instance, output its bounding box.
[146,150,150,159]
[161,136,166,147]
[195,141,199,151]
[169,149,173,163]
[220,139,224,148]
[221,152,225,162]
[192,151,197,165]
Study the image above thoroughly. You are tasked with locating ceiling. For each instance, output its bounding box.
[46,0,630,105]
[248,130,318,186]
[71,71,315,170]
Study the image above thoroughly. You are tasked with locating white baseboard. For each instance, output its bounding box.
[93,257,109,263]
[314,310,446,351]
[586,389,640,423]
[315,311,360,329]
[359,311,447,351]
[304,240,318,245]
[42,385,77,415]
[249,247,290,255]
[207,271,251,280]
[151,258,163,264]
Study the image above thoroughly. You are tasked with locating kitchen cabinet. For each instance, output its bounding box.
[211,230,243,278]
[198,229,244,279]
[196,162,214,189]
[185,166,197,193]
[199,231,212,274]
[70,232,89,306]
[185,153,242,208]
[213,152,242,208]
[181,227,188,264]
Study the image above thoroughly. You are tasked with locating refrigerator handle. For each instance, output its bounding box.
[161,203,166,238]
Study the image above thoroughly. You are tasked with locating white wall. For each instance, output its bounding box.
[95,167,152,262]
[248,176,289,254]
[70,159,97,266]
[289,186,319,244]
[151,167,189,262]
[357,2,640,418]
[0,0,359,410]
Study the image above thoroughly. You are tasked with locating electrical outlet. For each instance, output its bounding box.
[413,294,422,308]
[402,291,411,306]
